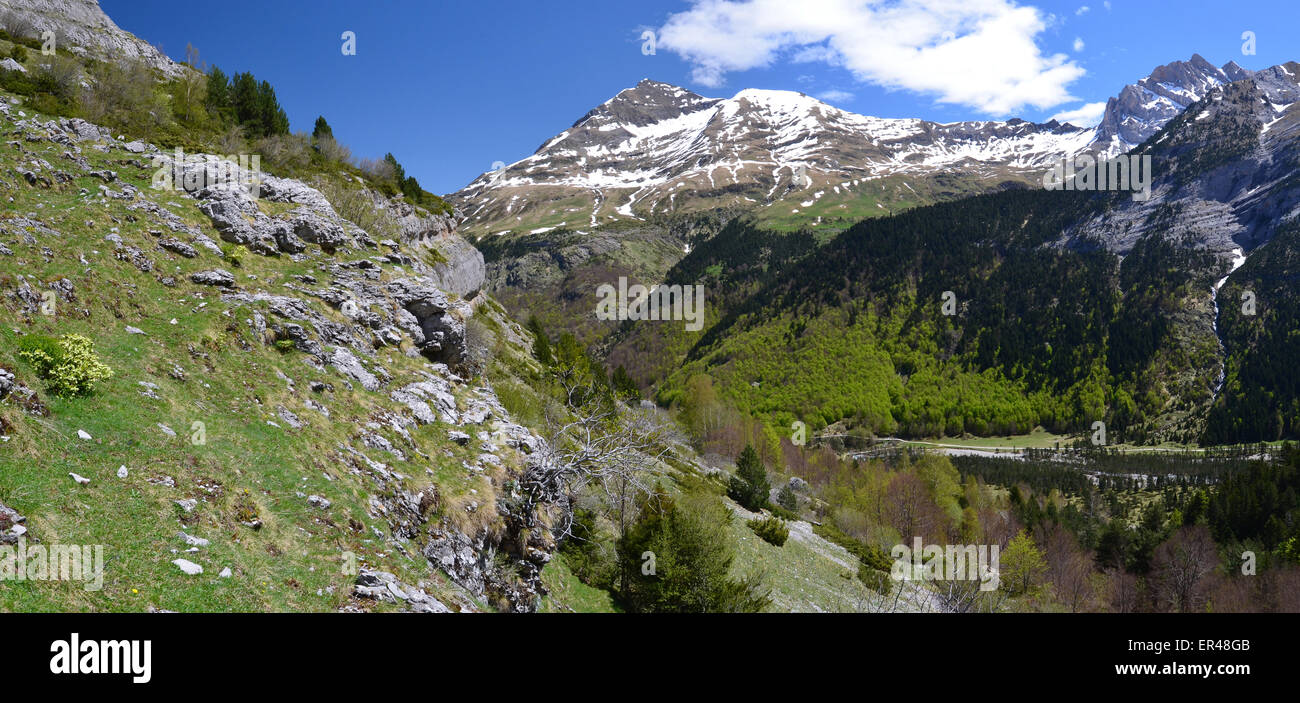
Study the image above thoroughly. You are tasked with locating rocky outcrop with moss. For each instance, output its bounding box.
[0,94,564,613]
[0,0,186,78]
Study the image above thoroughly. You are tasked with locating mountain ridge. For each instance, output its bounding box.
[451,78,1094,238]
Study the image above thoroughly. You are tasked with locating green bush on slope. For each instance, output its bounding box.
[16,333,113,397]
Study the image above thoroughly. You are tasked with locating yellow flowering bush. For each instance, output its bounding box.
[16,333,113,397]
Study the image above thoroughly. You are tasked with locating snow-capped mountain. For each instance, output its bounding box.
[1074,59,1300,255]
[1089,54,1252,156]
[451,80,1093,236]
[450,56,1296,238]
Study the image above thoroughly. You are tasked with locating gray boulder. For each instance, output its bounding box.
[424,235,485,299]
[0,368,13,400]
[158,237,198,258]
[190,269,235,287]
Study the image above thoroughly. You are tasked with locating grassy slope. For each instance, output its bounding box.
[0,98,509,612]
[534,455,915,613]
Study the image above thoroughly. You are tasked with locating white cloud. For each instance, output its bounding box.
[657,0,1086,116]
[1103,1,1111,10]
[1073,37,1085,52]
[1076,5,1090,15]
[816,89,856,103]
[1049,101,1106,127]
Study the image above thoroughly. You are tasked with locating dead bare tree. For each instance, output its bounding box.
[512,367,672,542]
[1151,525,1219,613]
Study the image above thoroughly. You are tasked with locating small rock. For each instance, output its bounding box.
[172,558,203,575]
[219,567,232,578]
[117,465,128,478]
[77,430,92,440]
[307,495,331,510]
[174,498,198,512]
[69,473,91,485]
[276,406,304,429]
[125,326,145,335]
[178,531,209,547]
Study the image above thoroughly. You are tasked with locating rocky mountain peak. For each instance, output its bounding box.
[575,79,718,129]
[1092,54,1250,155]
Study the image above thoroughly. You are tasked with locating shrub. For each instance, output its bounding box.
[462,317,493,377]
[813,522,894,595]
[315,135,351,164]
[257,133,312,174]
[558,506,617,589]
[16,334,64,373]
[17,333,113,397]
[0,11,35,40]
[315,177,401,241]
[776,482,798,512]
[769,504,800,521]
[9,45,27,63]
[273,339,295,353]
[221,243,244,268]
[212,124,248,156]
[747,516,789,547]
[0,67,34,94]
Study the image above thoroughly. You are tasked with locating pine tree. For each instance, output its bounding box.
[611,365,640,403]
[257,80,288,136]
[205,66,230,118]
[616,490,769,612]
[383,153,405,184]
[230,72,260,133]
[728,444,770,511]
[312,116,333,141]
[526,315,551,365]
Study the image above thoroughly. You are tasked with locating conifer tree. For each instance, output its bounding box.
[728,443,770,511]
[312,116,333,140]
[526,315,552,365]
[205,65,230,117]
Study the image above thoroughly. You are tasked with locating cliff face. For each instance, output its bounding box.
[0,0,185,77]
[381,194,486,301]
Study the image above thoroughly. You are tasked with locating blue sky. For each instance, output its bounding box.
[101,0,1299,195]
